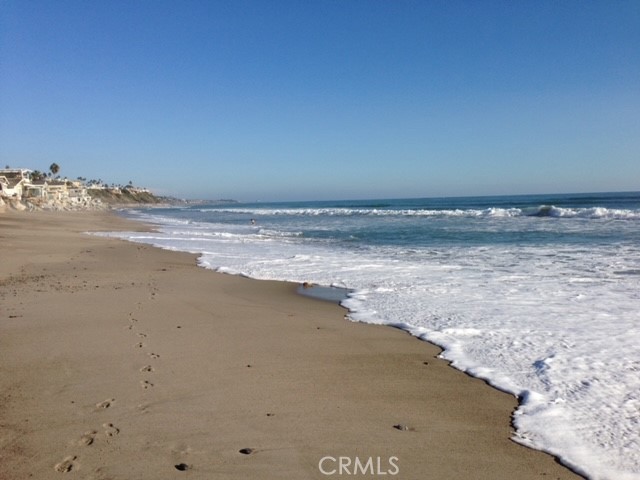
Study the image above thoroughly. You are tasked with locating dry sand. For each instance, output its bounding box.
[0,210,583,479]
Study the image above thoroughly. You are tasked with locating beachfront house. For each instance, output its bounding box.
[24,180,48,199]
[0,168,91,204]
[67,181,91,204]
[0,168,32,199]
[33,179,90,202]
[45,180,70,201]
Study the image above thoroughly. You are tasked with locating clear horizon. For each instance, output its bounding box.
[1,1,639,202]
[212,189,639,205]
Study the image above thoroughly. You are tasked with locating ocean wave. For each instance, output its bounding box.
[257,228,303,238]
[197,206,640,220]
[522,205,640,219]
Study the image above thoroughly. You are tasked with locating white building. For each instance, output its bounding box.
[0,169,32,199]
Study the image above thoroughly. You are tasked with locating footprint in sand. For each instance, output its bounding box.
[137,332,147,338]
[54,455,77,472]
[95,398,114,409]
[78,430,97,446]
[103,423,120,437]
[392,424,414,432]
[148,352,160,359]
[140,380,154,389]
[140,365,154,373]
[134,342,145,348]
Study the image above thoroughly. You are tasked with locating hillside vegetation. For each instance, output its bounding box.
[86,187,171,205]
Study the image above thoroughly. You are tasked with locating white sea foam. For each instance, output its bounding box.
[98,209,640,480]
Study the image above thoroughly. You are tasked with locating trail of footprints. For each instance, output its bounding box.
[128,313,158,391]
[55,301,261,473]
[55,418,122,473]
[56,295,258,473]
[55,311,158,473]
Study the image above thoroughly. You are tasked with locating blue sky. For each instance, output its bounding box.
[1,0,639,201]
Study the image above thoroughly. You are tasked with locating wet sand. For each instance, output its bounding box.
[0,210,583,479]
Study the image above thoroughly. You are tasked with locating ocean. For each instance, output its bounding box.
[105,191,640,479]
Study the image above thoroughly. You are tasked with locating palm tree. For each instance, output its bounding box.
[49,163,60,176]
[30,170,45,181]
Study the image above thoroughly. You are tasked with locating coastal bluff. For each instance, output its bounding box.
[0,187,172,212]
[0,167,188,213]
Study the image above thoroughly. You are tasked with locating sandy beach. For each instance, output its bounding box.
[0,210,583,479]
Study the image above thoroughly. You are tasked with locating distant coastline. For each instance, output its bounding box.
[0,166,237,212]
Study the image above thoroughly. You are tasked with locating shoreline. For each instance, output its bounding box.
[296,283,352,304]
[0,210,583,479]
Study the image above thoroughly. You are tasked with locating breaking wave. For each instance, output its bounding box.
[198,205,640,220]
